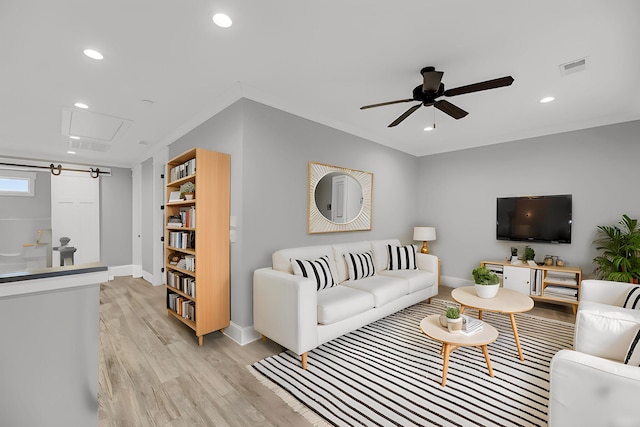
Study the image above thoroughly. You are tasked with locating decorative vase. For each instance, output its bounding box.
[474,283,500,298]
[439,315,448,328]
[447,317,463,333]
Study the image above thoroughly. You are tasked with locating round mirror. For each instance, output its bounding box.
[314,172,363,223]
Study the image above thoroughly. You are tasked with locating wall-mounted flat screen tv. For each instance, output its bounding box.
[496,194,572,243]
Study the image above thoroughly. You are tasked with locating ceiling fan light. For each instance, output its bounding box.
[424,126,434,131]
[74,102,89,109]
[83,49,103,60]
[540,96,555,103]
[212,13,232,28]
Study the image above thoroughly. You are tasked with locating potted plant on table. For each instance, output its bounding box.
[180,181,195,200]
[593,214,640,284]
[472,266,500,298]
[445,306,462,333]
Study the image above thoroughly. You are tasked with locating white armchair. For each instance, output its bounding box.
[548,280,640,427]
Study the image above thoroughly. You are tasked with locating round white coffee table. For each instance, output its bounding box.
[420,314,498,387]
[451,286,534,361]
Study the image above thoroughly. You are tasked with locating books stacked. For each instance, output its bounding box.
[176,255,195,272]
[179,207,196,228]
[169,158,196,182]
[167,293,196,321]
[461,315,483,336]
[166,271,196,297]
[168,231,195,249]
[167,215,183,227]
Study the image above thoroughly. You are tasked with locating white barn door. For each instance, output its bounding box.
[51,172,100,266]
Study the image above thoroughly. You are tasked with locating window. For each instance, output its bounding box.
[0,170,36,197]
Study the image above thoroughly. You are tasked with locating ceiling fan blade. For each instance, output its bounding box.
[388,104,421,127]
[434,100,468,119]
[360,99,415,109]
[443,76,514,97]
[422,70,444,93]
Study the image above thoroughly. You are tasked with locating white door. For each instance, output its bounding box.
[503,265,531,295]
[51,172,100,266]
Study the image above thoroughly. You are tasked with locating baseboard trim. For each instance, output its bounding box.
[441,275,474,288]
[224,321,262,346]
[108,264,135,280]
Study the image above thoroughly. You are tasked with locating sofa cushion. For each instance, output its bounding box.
[345,251,376,281]
[370,239,401,272]
[291,256,336,291]
[624,328,640,365]
[341,275,409,307]
[387,244,417,271]
[332,241,373,283]
[317,285,375,325]
[378,269,435,293]
[272,244,337,277]
[623,286,640,309]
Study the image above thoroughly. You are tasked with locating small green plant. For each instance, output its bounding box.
[180,181,195,194]
[472,266,500,285]
[524,246,535,261]
[445,307,460,319]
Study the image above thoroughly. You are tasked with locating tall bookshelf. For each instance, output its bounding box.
[165,148,230,345]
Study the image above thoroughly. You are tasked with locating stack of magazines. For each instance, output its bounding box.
[461,315,483,336]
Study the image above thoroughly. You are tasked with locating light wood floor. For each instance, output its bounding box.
[98,276,575,426]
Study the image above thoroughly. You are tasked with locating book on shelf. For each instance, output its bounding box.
[169,158,196,182]
[543,285,578,301]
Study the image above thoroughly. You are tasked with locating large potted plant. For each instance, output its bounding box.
[472,266,500,298]
[593,214,640,283]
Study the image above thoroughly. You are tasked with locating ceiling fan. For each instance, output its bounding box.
[361,67,514,127]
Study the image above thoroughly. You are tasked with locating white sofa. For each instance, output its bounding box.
[253,239,439,368]
[548,279,640,427]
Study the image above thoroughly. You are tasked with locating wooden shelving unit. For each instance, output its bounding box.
[165,147,230,345]
[481,260,582,314]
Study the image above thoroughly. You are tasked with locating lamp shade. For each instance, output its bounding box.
[413,226,436,241]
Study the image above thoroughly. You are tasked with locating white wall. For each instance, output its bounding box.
[417,120,640,285]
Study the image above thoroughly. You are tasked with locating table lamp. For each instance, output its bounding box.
[413,227,436,254]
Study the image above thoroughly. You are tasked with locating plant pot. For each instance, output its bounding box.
[184,193,194,200]
[447,317,462,333]
[474,283,500,298]
[439,315,448,328]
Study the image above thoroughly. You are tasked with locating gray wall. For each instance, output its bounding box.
[100,166,133,267]
[417,120,640,283]
[168,99,420,328]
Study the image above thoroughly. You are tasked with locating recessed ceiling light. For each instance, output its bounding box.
[74,102,89,109]
[540,96,555,103]
[212,13,232,28]
[423,126,434,131]
[69,136,80,140]
[67,150,76,155]
[83,49,104,60]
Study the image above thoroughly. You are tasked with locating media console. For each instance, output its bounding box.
[480,260,582,314]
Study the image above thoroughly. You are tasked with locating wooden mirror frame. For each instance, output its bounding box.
[308,162,373,234]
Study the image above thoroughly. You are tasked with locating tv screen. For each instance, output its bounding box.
[496,195,572,243]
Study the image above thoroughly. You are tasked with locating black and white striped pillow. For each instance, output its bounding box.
[291,256,335,291]
[387,244,417,271]
[345,251,375,281]
[624,328,640,366]
[622,286,640,309]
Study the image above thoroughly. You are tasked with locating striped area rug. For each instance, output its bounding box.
[250,299,574,427]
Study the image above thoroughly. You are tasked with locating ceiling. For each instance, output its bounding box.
[1,1,639,168]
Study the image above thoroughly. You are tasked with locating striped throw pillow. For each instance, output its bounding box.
[387,244,417,271]
[291,256,336,291]
[345,251,376,281]
[622,286,640,309]
[624,328,640,366]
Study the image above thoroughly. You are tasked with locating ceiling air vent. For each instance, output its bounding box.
[559,57,587,76]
